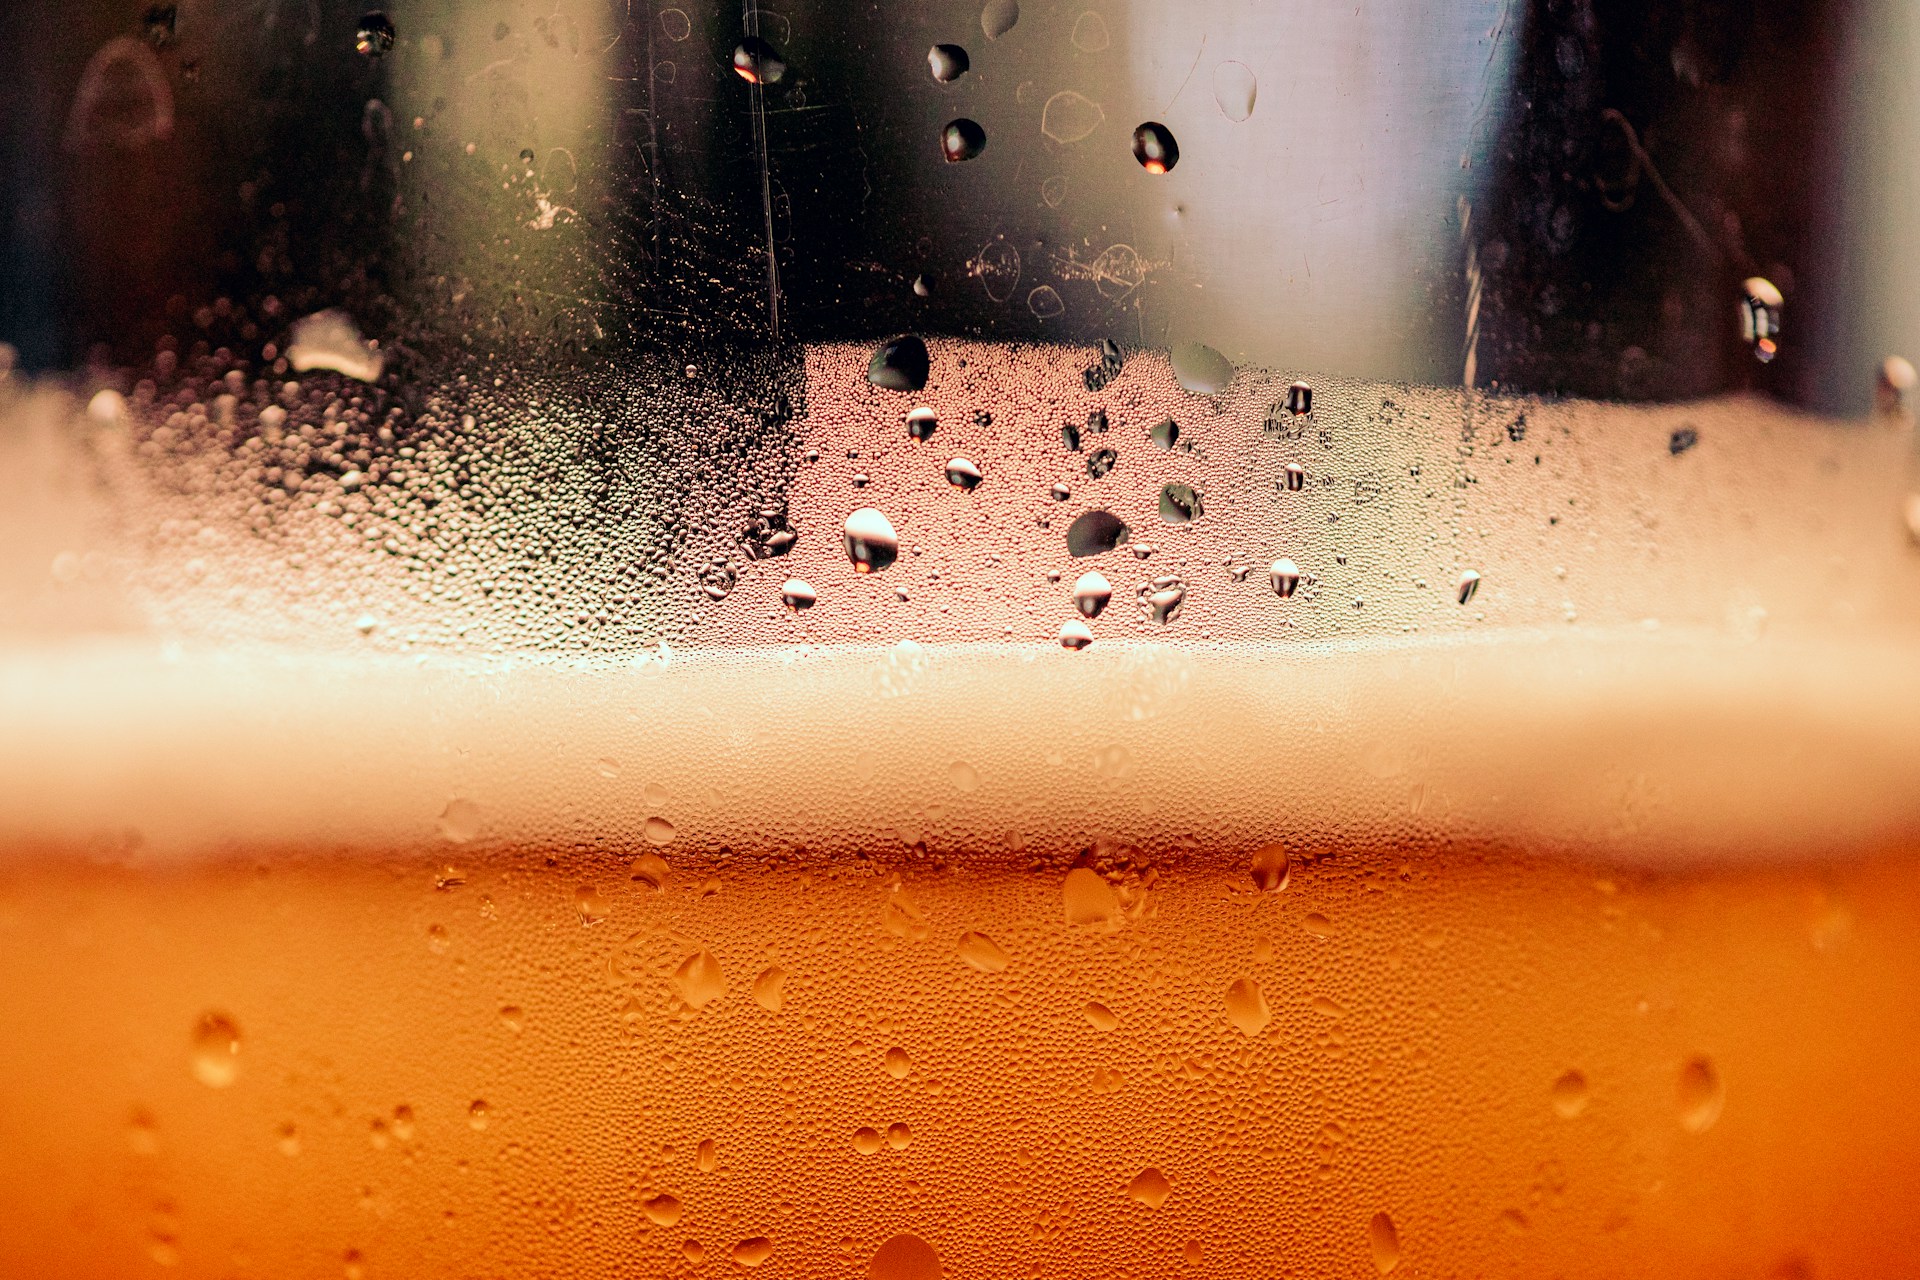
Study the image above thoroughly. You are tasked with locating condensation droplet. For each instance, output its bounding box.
[981,0,1019,40]
[1740,276,1783,363]
[1286,380,1314,416]
[886,1121,912,1150]
[1159,482,1203,524]
[869,1232,942,1280]
[1072,11,1110,51]
[1456,569,1482,606]
[673,950,727,1009]
[1042,91,1106,144]
[468,1099,489,1131]
[732,36,786,85]
[288,310,384,383]
[698,1138,718,1172]
[868,336,930,391]
[1126,1167,1172,1209]
[1251,843,1291,891]
[1066,510,1129,557]
[574,884,608,925]
[780,578,818,611]
[1283,461,1307,491]
[1083,1000,1120,1032]
[956,931,1011,972]
[1027,285,1065,319]
[1059,619,1094,650]
[883,1046,912,1079]
[1369,1212,1402,1274]
[906,406,938,440]
[753,965,787,1012]
[945,457,984,491]
[643,816,677,845]
[1073,571,1113,618]
[1063,867,1120,927]
[1212,59,1256,120]
[1170,341,1230,393]
[948,761,980,792]
[1131,121,1179,173]
[1086,446,1117,479]
[1148,416,1178,449]
[354,12,395,57]
[941,118,987,163]
[853,1126,884,1155]
[438,797,481,844]
[1552,1069,1590,1118]
[845,508,901,574]
[1223,978,1271,1035]
[1269,559,1301,599]
[642,1194,684,1226]
[927,43,969,83]
[191,1012,241,1088]
[731,1237,775,1269]
[1678,1055,1724,1133]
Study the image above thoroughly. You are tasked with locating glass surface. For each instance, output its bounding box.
[3,2,1920,1277]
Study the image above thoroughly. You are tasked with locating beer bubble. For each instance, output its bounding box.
[574,884,607,925]
[1283,461,1307,491]
[1050,481,1072,501]
[191,1012,241,1088]
[1286,380,1314,416]
[698,1139,718,1172]
[927,44,969,83]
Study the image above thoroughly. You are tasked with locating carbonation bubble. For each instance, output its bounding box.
[1083,1000,1120,1032]
[845,508,901,573]
[1126,1167,1172,1209]
[780,578,818,610]
[1223,978,1271,1035]
[1086,447,1117,479]
[1170,341,1231,393]
[1148,416,1178,449]
[1678,1055,1724,1133]
[1058,619,1094,650]
[1131,121,1179,173]
[956,931,1011,972]
[1073,571,1113,618]
[1213,59,1257,120]
[906,406,938,440]
[869,1233,942,1280]
[1283,462,1307,491]
[941,119,987,163]
[981,0,1019,40]
[1041,91,1106,145]
[1269,558,1301,598]
[1063,868,1120,926]
[642,1194,684,1226]
[1369,1212,1402,1274]
[927,43,969,82]
[1552,1069,1590,1118]
[945,458,984,491]
[731,1238,775,1268]
[1250,843,1290,891]
[1740,276,1783,362]
[868,336,930,391]
[1456,569,1482,606]
[355,12,395,56]
[1286,380,1313,416]
[191,1012,241,1088]
[732,37,787,84]
[1159,483,1202,524]
[1066,510,1129,556]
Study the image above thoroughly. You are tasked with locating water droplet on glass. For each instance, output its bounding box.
[912,272,935,298]
[853,1126,885,1154]
[697,1138,718,1171]
[883,1046,913,1079]
[869,336,930,391]
[1060,421,1084,452]
[1269,559,1301,598]
[468,1099,489,1131]
[575,884,608,925]
[941,118,987,163]
[1740,276,1782,362]
[1283,462,1307,491]
[779,578,818,611]
[869,1232,942,1280]
[1213,60,1257,121]
[981,0,1019,41]
[845,508,901,574]
[1170,341,1230,393]
[642,1194,684,1226]
[886,1122,913,1150]
[1250,843,1290,891]
[1086,447,1117,479]
[143,4,178,47]
[1140,580,1185,625]
[1041,91,1106,144]
[956,931,1011,972]
[948,761,980,793]
[355,12,395,56]
[1455,569,1481,606]
[753,965,787,1012]
[1059,619,1094,650]
[673,950,727,1009]
[1148,416,1179,449]
[1286,380,1313,416]
[289,309,384,382]
[1878,355,1917,413]
[1678,1055,1723,1132]
[1083,1000,1120,1032]
[732,36,786,84]
[927,43,970,82]
[906,406,938,440]
[1126,1167,1172,1209]
[191,1012,241,1088]
[1063,867,1120,926]
[1223,978,1271,1035]
[945,457,984,490]
[1552,1069,1590,1118]
[1132,122,1180,173]
[1183,1240,1206,1266]
[731,1237,775,1269]
[644,815,677,845]
[1369,1212,1402,1274]
[1303,912,1335,937]
[1073,571,1113,618]
[1051,481,1072,501]
[1066,510,1129,557]
[1159,483,1202,524]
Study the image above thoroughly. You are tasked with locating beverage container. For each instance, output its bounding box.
[4,3,1920,1277]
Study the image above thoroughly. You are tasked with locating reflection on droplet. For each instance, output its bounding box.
[644,816,677,845]
[780,578,818,611]
[1456,569,1481,606]
[1369,1212,1402,1274]
[1170,341,1230,393]
[941,118,987,163]
[1066,510,1130,557]
[846,508,901,573]
[945,457,984,491]
[1059,619,1094,650]
[1131,121,1179,173]
[869,1232,942,1280]
[869,336,930,390]
[957,931,1011,972]
[1159,483,1202,524]
[731,1238,775,1269]
[1213,60,1257,120]
[1552,1069,1590,1118]
[191,1012,241,1088]
[753,965,786,1012]
[1251,843,1291,891]
[1041,91,1106,144]
[886,1122,913,1150]
[673,950,727,1009]
[1083,1000,1120,1032]
[1740,276,1782,363]
[1269,559,1301,599]
[1127,1167,1172,1209]
[906,406,938,440]
[732,36,786,84]
[641,1193,683,1226]
[981,0,1020,40]
[354,12,395,56]
[1678,1055,1724,1133]
[927,43,969,82]
[1073,571,1113,618]
[1224,978,1271,1035]
[1063,867,1120,926]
